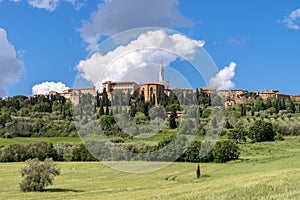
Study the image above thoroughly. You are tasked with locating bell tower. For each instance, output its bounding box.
[159,62,164,84]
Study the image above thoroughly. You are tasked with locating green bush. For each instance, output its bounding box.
[248,120,276,142]
[20,158,60,192]
[71,144,97,161]
[212,140,240,163]
[227,128,247,143]
[0,142,62,162]
[274,133,284,141]
[201,108,212,118]
[110,137,125,143]
[99,115,115,130]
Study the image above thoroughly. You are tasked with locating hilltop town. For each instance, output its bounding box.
[38,64,300,107]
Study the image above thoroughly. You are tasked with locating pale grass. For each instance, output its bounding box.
[1,137,300,199]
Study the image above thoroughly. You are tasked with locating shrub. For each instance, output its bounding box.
[133,112,148,125]
[20,158,60,192]
[110,137,125,143]
[274,133,284,141]
[0,142,62,162]
[179,140,214,163]
[248,120,276,142]
[201,108,212,118]
[181,141,202,162]
[27,142,62,161]
[71,144,97,161]
[212,140,240,163]
[99,115,115,130]
[227,128,247,143]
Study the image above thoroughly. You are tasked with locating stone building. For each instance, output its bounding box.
[293,95,300,102]
[139,82,165,104]
[259,90,291,101]
[199,88,216,96]
[102,81,139,100]
[230,89,248,98]
[218,90,229,99]
[60,87,96,105]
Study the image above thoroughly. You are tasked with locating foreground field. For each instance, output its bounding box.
[1,137,300,199]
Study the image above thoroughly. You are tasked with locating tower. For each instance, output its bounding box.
[159,62,164,84]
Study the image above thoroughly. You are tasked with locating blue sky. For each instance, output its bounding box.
[0,0,300,97]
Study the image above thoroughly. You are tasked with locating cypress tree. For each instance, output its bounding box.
[99,101,104,116]
[196,164,201,179]
[169,108,177,129]
[105,104,109,115]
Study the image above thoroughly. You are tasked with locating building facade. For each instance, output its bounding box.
[139,82,165,104]
[102,81,139,100]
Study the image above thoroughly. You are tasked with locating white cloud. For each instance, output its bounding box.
[76,29,205,90]
[63,0,83,10]
[0,28,24,97]
[79,0,192,50]
[209,62,237,90]
[7,0,83,11]
[28,0,60,12]
[283,8,300,30]
[32,81,70,95]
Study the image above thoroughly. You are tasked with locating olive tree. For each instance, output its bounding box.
[20,158,60,192]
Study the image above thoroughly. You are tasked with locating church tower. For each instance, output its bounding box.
[159,62,164,84]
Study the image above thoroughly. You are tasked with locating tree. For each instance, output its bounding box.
[99,115,115,130]
[240,104,246,116]
[201,108,212,118]
[196,164,201,179]
[212,140,240,163]
[169,108,177,129]
[102,88,109,106]
[99,101,104,116]
[105,104,109,115]
[20,158,60,192]
[227,128,247,143]
[71,144,97,161]
[287,100,296,113]
[133,112,148,125]
[253,96,265,112]
[248,120,275,142]
[180,140,203,162]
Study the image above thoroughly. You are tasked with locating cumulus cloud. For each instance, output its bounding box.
[79,0,192,50]
[0,28,24,97]
[28,0,60,12]
[283,8,300,30]
[6,0,83,11]
[32,81,70,95]
[63,0,83,10]
[209,62,237,90]
[76,29,205,90]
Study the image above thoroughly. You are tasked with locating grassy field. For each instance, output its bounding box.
[0,137,82,146]
[1,137,300,199]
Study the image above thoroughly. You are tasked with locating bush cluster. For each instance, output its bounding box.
[0,142,62,162]
[179,140,240,163]
[0,138,240,164]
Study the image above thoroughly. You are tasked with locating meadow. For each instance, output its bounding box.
[0,137,82,146]
[1,136,300,200]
